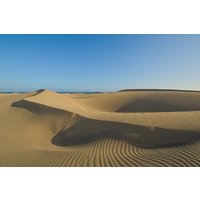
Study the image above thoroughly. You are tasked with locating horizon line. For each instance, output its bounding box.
[1,88,200,93]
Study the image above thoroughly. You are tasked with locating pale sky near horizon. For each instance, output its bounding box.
[0,34,200,92]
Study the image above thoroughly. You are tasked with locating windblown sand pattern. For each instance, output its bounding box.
[1,89,200,166]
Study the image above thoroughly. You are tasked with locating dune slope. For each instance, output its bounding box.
[0,89,200,166]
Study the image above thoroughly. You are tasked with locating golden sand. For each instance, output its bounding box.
[0,89,200,166]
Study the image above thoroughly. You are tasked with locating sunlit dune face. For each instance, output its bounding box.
[0,89,200,166]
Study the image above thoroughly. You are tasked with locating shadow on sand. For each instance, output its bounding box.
[12,98,200,149]
[51,116,200,149]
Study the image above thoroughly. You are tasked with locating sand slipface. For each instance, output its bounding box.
[0,89,200,166]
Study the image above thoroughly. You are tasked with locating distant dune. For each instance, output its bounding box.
[118,88,200,92]
[1,89,200,166]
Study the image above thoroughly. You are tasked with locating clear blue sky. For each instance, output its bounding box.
[0,34,200,92]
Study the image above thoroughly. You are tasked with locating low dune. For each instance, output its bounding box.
[1,89,200,166]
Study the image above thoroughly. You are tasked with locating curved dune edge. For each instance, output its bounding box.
[1,89,200,166]
[13,90,200,131]
[22,89,200,113]
[52,114,200,148]
[12,98,200,149]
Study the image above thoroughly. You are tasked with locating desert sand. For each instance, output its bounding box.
[1,89,200,166]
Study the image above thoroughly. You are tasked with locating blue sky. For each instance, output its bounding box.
[0,34,200,92]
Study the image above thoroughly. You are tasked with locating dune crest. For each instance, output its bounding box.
[1,89,200,166]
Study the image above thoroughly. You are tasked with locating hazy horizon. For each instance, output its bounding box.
[1,88,200,93]
[1,34,200,92]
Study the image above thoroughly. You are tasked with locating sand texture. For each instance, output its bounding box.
[1,89,200,167]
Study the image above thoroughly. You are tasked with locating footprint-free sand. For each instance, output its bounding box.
[1,89,200,166]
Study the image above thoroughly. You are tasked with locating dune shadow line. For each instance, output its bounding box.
[51,116,200,149]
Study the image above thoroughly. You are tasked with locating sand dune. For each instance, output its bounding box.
[1,89,200,166]
[67,90,200,112]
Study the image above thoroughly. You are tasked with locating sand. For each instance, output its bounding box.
[1,89,200,166]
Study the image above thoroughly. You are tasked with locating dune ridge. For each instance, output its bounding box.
[1,89,200,166]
